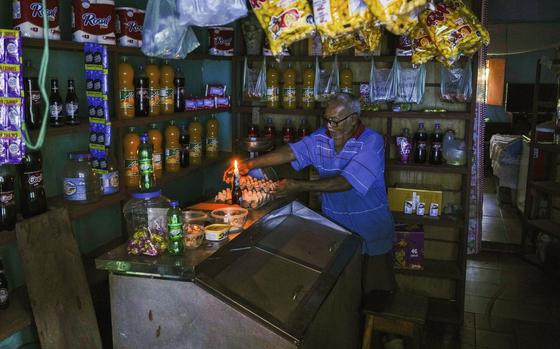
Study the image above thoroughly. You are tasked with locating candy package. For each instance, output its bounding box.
[440,59,472,103]
[263,37,291,56]
[369,57,398,103]
[177,0,248,27]
[127,227,168,256]
[312,0,373,39]
[394,58,426,104]
[243,56,267,100]
[314,56,340,101]
[249,0,315,57]
[208,27,234,56]
[410,24,437,65]
[396,35,413,56]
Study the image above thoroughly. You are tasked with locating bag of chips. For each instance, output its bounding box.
[354,23,383,53]
[363,0,426,35]
[440,59,472,103]
[314,56,340,101]
[243,56,267,100]
[249,0,315,56]
[446,0,490,46]
[369,57,398,103]
[410,24,437,65]
[312,0,373,39]
[394,58,426,104]
[321,32,355,56]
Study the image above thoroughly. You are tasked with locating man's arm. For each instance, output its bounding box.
[275,176,352,196]
[246,145,295,170]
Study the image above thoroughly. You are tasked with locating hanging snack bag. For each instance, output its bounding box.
[410,24,437,65]
[354,23,383,54]
[446,0,490,47]
[440,59,472,103]
[314,55,339,101]
[312,0,373,39]
[369,57,398,103]
[363,0,426,35]
[394,58,426,104]
[321,32,355,56]
[249,0,315,57]
[395,35,413,56]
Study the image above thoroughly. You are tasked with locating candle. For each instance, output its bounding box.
[234,160,239,176]
[232,160,242,205]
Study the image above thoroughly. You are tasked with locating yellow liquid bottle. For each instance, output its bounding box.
[340,64,353,94]
[266,63,280,109]
[189,116,203,166]
[145,59,160,116]
[118,56,134,119]
[147,123,163,179]
[302,63,315,110]
[160,60,175,114]
[164,120,181,173]
[206,115,219,159]
[282,63,297,109]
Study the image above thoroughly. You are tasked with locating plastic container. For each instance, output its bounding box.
[182,210,208,249]
[123,189,170,237]
[204,224,230,241]
[63,152,101,204]
[211,207,249,232]
[182,210,208,226]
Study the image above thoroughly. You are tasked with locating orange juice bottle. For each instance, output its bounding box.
[282,63,297,109]
[123,127,140,188]
[206,114,219,159]
[189,116,202,166]
[118,56,134,119]
[266,63,280,109]
[145,59,160,116]
[148,123,163,179]
[302,63,315,110]
[160,60,175,114]
[164,120,180,172]
[340,64,353,94]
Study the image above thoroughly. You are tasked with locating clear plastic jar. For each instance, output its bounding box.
[63,152,101,204]
[123,189,170,237]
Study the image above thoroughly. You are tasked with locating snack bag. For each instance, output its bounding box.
[446,0,490,46]
[312,0,373,39]
[321,32,355,56]
[410,24,437,65]
[354,23,383,53]
[363,0,426,35]
[249,0,315,56]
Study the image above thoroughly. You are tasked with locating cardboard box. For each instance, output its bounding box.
[388,187,443,215]
[393,224,424,270]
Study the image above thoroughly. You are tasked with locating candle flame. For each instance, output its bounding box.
[234,160,238,171]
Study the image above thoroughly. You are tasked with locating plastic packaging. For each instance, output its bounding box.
[410,24,437,65]
[394,58,426,104]
[13,0,61,40]
[314,56,340,102]
[211,207,249,231]
[363,0,425,35]
[442,130,466,166]
[440,60,472,103]
[241,14,264,55]
[72,0,116,45]
[176,0,247,27]
[63,152,101,204]
[312,0,373,39]
[208,27,234,56]
[243,57,267,100]
[141,0,200,59]
[115,7,145,48]
[123,189,171,238]
[369,57,398,103]
[183,210,207,249]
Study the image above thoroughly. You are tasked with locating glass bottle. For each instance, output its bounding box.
[264,117,276,150]
[134,64,149,117]
[0,166,16,231]
[396,128,412,164]
[65,79,80,125]
[18,151,47,218]
[188,117,203,166]
[138,133,155,191]
[298,118,309,139]
[206,115,219,159]
[266,63,280,108]
[282,118,295,144]
[414,122,428,164]
[49,78,64,127]
[301,63,315,110]
[23,60,42,129]
[429,123,444,165]
[167,201,184,255]
[63,152,101,204]
[282,63,297,109]
[174,67,185,113]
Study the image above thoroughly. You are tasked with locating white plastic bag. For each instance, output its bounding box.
[176,0,248,27]
[369,57,398,103]
[243,57,267,100]
[395,58,426,104]
[440,60,472,103]
[142,0,200,59]
[314,56,340,102]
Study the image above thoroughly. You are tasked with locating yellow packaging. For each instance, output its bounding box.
[354,23,383,53]
[388,187,442,215]
[249,0,316,56]
[363,0,426,35]
[312,0,373,38]
[410,24,437,65]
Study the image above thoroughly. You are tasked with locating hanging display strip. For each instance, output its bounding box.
[0,29,26,165]
[83,43,112,174]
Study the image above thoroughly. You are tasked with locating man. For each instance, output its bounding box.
[226,93,396,294]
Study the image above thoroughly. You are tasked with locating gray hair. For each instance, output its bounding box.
[328,92,361,116]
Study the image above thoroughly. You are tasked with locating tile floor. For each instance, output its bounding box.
[482,177,522,245]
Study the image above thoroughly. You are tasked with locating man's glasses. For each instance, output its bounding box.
[322,112,356,127]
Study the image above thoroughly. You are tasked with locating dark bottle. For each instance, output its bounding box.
[23,60,42,130]
[298,118,309,139]
[138,133,155,191]
[429,123,444,165]
[49,79,64,127]
[18,151,47,218]
[0,166,16,231]
[264,118,276,140]
[0,259,8,310]
[174,67,185,113]
[414,122,428,164]
[282,118,295,144]
[232,170,242,206]
[179,124,189,168]
[134,65,150,117]
[248,124,259,140]
[65,79,80,125]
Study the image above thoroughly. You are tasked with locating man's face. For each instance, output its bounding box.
[323,104,356,139]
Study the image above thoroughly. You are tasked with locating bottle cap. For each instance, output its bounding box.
[131,189,162,199]
[170,200,179,208]
[140,133,148,142]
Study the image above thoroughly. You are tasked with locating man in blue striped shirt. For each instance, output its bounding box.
[227,93,396,294]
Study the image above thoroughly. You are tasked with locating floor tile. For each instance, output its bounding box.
[476,329,516,349]
[466,267,501,284]
[475,313,515,334]
[464,295,492,314]
[465,280,502,298]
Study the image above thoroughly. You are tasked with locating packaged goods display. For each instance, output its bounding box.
[174,67,185,112]
[363,0,425,35]
[147,124,163,179]
[410,24,437,65]
[159,60,174,114]
[395,128,412,164]
[13,0,61,40]
[138,133,155,191]
[123,127,140,188]
[429,123,443,164]
[117,56,134,119]
[208,27,234,56]
[115,7,145,48]
[63,151,101,204]
[394,224,424,270]
[48,78,64,127]
[413,121,427,163]
[65,79,80,125]
[72,0,116,45]
[388,187,442,215]
[134,64,149,117]
[312,0,373,39]
[440,60,472,103]
[369,57,397,103]
[282,64,296,109]
[145,59,160,116]
[394,58,426,104]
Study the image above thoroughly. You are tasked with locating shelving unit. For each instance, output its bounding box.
[111,109,229,128]
[0,287,33,342]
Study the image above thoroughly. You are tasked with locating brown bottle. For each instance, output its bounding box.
[165,121,181,172]
[147,123,163,179]
[123,127,140,188]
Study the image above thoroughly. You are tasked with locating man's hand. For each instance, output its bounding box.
[273,179,303,197]
[223,160,252,183]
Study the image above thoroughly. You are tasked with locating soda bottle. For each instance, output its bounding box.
[414,122,428,164]
[396,128,412,164]
[179,123,189,168]
[301,63,315,110]
[430,123,444,165]
[118,56,135,119]
[134,65,149,117]
[65,79,80,125]
[167,201,184,255]
[298,118,310,139]
[49,78,64,127]
[264,118,276,140]
[101,153,120,196]
[160,60,175,114]
[145,58,161,116]
[174,67,185,113]
[206,115,219,159]
[282,118,295,144]
[23,60,42,129]
[188,117,203,166]
[138,133,155,191]
[248,124,260,158]
[340,64,353,94]
[282,63,296,109]
[165,121,181,172]
[232,165,242,206]
[0,259,8,309]
[18,151,47,218]
[266,63,280,108]
[147,123,163,180]
[123,127,140,188]
[0,166,16,231]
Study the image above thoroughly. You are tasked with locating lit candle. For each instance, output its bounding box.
[234,160,239,177]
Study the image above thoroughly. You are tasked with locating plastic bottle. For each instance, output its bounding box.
[397,128,412,164]
[180,123,189,168]
[174,67,185,113]
[430,123,443,165]
[147,123,163,180]
[188,116,203,166]
[301,63,315,110]
[118,56,135,119]
[165,120,181,172]
[18,151,47,218]
[63,152,101,204]
[298,118,309,139]
[264,118,276,140]
[123,127,140,188]
[340,64,353,94]
[160,60,175,114]
[0,166,16,231]
[65,79,80,125]
[101,154,120,196]
[134,64,149,117]
[167,201,184,255]
[23,60,42,129]
[138,133,156,191]
[282,63,297,109]
[282,119,295,144]
[206,115,219,159]
[414,122,428,164]
[145,58,161,116]
[49,78,64,127]
[266,63,280,108]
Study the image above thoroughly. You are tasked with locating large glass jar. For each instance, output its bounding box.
[123,189,170,237]
[63,152,101,204]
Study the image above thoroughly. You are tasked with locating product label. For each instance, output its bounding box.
[266,87,279,102]
[0,190,15,206]
[102,171,119,195]
[148,88,160,108]
[313,0,332,25]
[160,88,174,105]
[417,141,427,149]
[66,102,79,117]
[124,159,139,176]
[282,87,296,103]
[135,87,148,100]
[168,223,182,237]
[120,89,134,110]
[24,170,44,189]
[63,177,87,201]
[152,152,162,171]
[139,158,153,176]
[206,138,219,153]
[31,91,41,104]
[49,104,62,119]
[189,143,202,158]
[302,87,314,103]
[165,148,180,165]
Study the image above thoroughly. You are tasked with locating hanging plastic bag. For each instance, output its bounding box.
[395,58,426,104]
[142,0,200,59]
[440,59,472,103]
[369,57,398,103]
[243,56,267,100]
[176,0,248,27]
[314,56,340,101]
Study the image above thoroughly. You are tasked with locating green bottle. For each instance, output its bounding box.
[167,201,184,255]
[138,133,155,191]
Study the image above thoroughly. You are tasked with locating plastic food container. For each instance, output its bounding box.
[204,224,230,241]
[211,207,249,231]
[182,210,208,226]
[183,225,205,249]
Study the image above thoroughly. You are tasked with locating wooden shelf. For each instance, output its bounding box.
[386,160,468,174]
[529,181,560,195]
[526,219,560,239]
[27,123,90,138]
[428,298,460,325]
[49,192,127,220]
[0,230,16,247]
[233,55,410,63]
[392,212,464,227]
[234,106,323,116]
[112,109,230,128]
[158,152,230,186]
[395,259,462,280]
[0,287,33,341]
[535,142,560,153]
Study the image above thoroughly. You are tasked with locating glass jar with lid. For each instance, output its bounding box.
[63,151,102,204]
[123,189,170,237]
